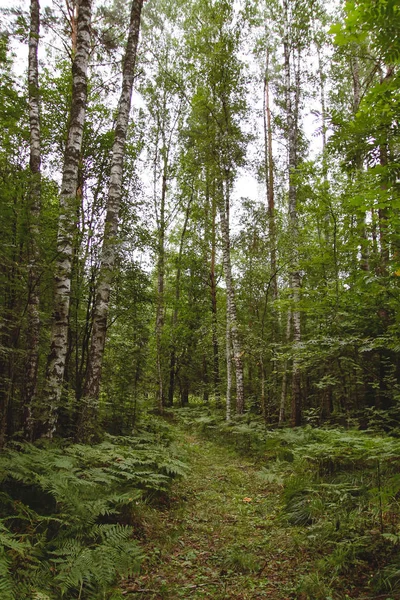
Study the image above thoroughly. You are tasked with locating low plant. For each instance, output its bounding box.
[177,406,400,598]
[0,426,187,599]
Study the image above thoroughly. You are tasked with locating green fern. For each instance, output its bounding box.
[0,549,15,600]
[0,425,186,599]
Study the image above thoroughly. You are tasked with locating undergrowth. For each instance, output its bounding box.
[174,406,400,599]
[0,418,187,600]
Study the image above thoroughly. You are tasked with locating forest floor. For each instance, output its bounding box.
[120,428,313,600]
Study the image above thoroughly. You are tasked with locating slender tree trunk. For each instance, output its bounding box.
[153,91,182,412]
[79,0,143,438]
[23,0,42,439]
[260,356,267,421]
[203,355,209,402]
[379,127,389,272]
[315,35,332,270]
[315,41,327,177]
[155,157,167,412]
[284,31,302,426]
[65,0,78,54]
[279,308,291,425]
[264,49,277,301]
[351,55,369,271]
[219,180,245,414]
[168,192,193,405]
[263,48,279,411]
[378,67,394,273]
[226,314,232,421]
[42,0,92,438]
[210,184,221,406]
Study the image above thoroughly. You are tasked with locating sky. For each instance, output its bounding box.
[0,0,330,227]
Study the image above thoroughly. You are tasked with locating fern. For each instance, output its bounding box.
[0,548,15,600]
[182,405,400,597]
[0,424,186,599]
[52,525,142,595]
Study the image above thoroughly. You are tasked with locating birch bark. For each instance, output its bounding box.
[225,310,232,421]
[351,56,369,271]
[284,24,302,426]
[210,185,221,405]
[263,48,278,411]
[263,50,277,301]
[155,152,167,412]
[279,309,292,425]
[219,182,245,415]
[43,0,92,437]
[24,0,42,439]
[81,0,144,436]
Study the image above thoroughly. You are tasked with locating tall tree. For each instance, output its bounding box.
[24,0,42,438]
[42,0,92,437]
[184,0,247,415]
[80,0,144,439]
[284,0,302,426]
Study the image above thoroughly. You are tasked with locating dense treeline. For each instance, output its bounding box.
[0,0,399,441]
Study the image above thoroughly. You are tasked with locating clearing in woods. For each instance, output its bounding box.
[121,428,308,599]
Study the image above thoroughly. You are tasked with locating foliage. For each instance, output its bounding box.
[176,405,400,597]
[0,423,187,599]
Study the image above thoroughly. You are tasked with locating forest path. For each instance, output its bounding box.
[121,428,306,599]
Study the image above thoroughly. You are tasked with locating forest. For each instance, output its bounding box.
[0,0,400,598]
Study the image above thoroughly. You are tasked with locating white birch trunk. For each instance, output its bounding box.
[279,309,292,425]
[210,189,221,405]
[81,0,143,436]
[263,49,277,301]
[219,186,245,414]
[43,0,92,437]
[155,157,167,412]
[24,0,42,439]
[351,56,369,271]
[284,24,302,426]
[226,314,232,421]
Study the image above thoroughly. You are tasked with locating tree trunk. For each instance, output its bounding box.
[264,50,277,301]
[226,314,232,421]
[219,181,245,414]
[167,191,192,405]
[279,308,291,425]
[284,30,302,427]
[379,133,389,273]
[263,48,278,411]
[79,0,143,439]
[180,375,189,406]
[23,0,42,439]
[315,39,327,177]
[42,0,92,438]
[210,184,221,405]
[351,55,369,271]
[155,158,167,412]
[378,67,394,272]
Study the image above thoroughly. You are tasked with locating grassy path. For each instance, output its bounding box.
[121,429,307,599]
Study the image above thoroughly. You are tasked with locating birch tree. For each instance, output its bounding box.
[184,0,247,415]
[79,0,144,439]
[42,0,92,437]
[24,0,42,438]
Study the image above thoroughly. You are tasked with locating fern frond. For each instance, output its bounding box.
[0,549,15,600]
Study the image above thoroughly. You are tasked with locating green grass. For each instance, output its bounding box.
[122,427,306,599]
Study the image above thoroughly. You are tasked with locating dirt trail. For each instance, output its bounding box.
[121,430,305,599]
